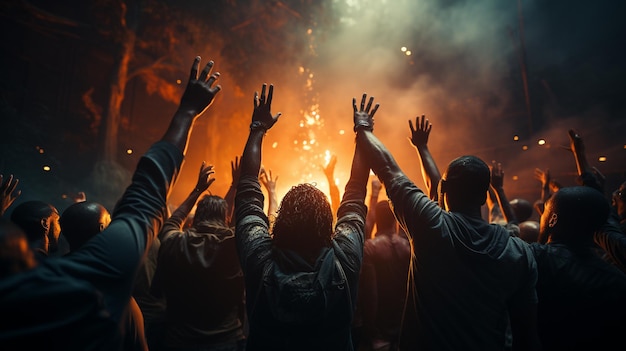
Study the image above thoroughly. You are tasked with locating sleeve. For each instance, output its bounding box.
[594,218,626,273]
[67,141,184,321]
[333,169,368,303]
[235,174,273,288]
[158,208,187,243]
[384,174,446,243]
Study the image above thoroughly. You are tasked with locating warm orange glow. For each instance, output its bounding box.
[598,156,607,162]
[43,165,51,171]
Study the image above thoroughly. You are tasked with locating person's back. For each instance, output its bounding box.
[530,186,626,350]
[358,200,411,351]
[234,89,371,350]
[152,194,245,350]
[60,201,147,351]
[357,118,541,351]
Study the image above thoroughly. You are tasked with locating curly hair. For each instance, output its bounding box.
[272,183,333,257]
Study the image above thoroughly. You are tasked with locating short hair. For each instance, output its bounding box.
[272,184,333,256]
[547,186,610,243]
[193,195,227,225]
[60,202,110,250]
[10,201,57,243]
[441,155,490,207]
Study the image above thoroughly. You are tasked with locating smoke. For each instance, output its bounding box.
[171,0,626,210]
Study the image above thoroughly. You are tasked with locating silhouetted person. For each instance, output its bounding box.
[529,186,626,350]
[10,200,60,260]
[355,104,541,351]
[0,56,222,350]
[151,162,246,351]
[59,201,111,251]
[358,200,411,351]
[234,88,371,350]
[61,201,147,351]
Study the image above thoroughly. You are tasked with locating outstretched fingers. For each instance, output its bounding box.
[189,56,201,81]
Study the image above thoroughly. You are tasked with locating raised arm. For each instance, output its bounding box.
[365,178,382,239]
[224,156,241,225]
[239,84,282,180]
[490,161,519,226]
[322,154,341,216]
[568,129,605,193]
[158,162,215,241]
[0,174,21,217]
[161,57,221,153]
[259,166,279,221]
[408,115,441,201]
[77,56,222,320]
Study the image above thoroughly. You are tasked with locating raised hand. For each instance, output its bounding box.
[408,115,432,148]
[177,56,222,118]
[322,154,337,181]
[490,161,504,190]
[568,129,584,154]
[353,93,379,132]
[231,156,241,185]
[534,168,550,187]
[251,83,282,131]
[194,161,216,193]
[259,167,278,192]
[370,178,382,197]
[0,174,21,216]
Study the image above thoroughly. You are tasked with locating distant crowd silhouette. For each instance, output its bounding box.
[1,56,625,351]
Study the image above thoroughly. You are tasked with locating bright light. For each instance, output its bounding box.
[307,28,312,35]
[272,142,278,149]
[512,175,519,181]
[43,165,51,171]
[126,149,133,155]
[405,51,412,56]
[339,130,345,135]
[598,156,607,162]
[537,139,546,145]
[39,148,44,154]
[513,135,519,141]
[522,145,528,151]
[176,79,182,84]
[401,47,407,52]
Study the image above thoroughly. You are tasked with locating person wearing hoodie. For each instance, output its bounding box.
[355,110,541,351]
[234,89,371,350]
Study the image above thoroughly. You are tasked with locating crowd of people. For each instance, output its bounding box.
[1,56,625,351]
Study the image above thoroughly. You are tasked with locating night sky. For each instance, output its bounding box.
[1,0,625,217]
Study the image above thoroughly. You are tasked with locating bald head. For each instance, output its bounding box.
[60,202,111,251]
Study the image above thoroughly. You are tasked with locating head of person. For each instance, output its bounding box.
[540,186,610,246]
[0,219,37,278]
[10,201,60,253]
[612,181,626,221]
[272,183,333,261]
[510,198,533,222]
[518,220,540,243]
[60,202,111,251]
[438,155,490,213]
[192,195,227,226]
[375,200,397,236]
